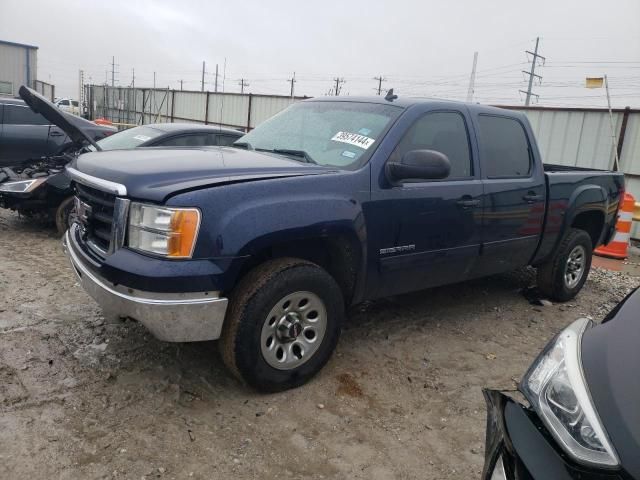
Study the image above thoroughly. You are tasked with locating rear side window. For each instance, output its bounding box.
[390,111,472,179]
[160,134,209,147]
[216,134,240,146]
[478,115,532,178]
[4,105,50,125]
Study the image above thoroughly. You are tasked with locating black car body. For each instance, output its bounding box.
[0,87,243,232]
[0,95,114,168]
[483,288,640,479]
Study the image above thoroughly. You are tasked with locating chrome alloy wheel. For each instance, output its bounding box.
[260,291,327,370]
[564,245,586,289]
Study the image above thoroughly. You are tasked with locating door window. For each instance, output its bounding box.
[390,111,472,179]
[216,134,240,146]
[160,134,209,147]
[4,105,50,125]
[477,115,532,178]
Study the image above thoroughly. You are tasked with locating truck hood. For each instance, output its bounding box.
[19,86,112,149]
[71,147,334,202]
[582,288,640,478]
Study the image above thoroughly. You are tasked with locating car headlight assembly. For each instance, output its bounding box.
[0,178,47,194]
[128,203,201,258]
[521,318,619,468]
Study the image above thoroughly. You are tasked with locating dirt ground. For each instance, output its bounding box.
[1,209,639,480]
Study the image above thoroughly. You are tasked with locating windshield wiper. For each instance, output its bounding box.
[257,148,317,164]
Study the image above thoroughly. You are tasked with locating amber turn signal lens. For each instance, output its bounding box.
[167,209,201,258]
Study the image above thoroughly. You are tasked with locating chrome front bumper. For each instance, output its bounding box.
[62,229,228,342]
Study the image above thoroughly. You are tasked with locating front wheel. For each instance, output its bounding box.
[220,258,344,392]
[55,196,76,236]
[537,228,593,302]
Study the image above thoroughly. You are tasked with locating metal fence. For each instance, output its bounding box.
[33,79,55,101]
[86,85,306,131]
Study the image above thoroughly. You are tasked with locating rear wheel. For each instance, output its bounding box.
[55,196,76,236]
[220,258,344,392]
[537,228,593,302]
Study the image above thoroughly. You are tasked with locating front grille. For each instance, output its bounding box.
[75,183,116,252]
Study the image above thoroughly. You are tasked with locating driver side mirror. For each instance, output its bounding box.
[386,149,451,184]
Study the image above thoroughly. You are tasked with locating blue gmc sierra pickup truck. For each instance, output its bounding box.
[59,91,624,391]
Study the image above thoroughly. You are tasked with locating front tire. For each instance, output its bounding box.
[220,258,344,392]
[55,196,75,236]
[537,228,593,302]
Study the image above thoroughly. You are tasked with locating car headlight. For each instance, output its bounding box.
[127,202,201,258]
[521,318,619,467]
[0,178,46,193]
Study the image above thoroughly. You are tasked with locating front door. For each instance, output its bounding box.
[367,108,483,298]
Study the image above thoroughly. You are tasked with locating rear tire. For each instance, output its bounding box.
[220,258,344,392]
[537,228,593,302]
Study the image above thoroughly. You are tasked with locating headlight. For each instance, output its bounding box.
[128,203,201,258]
[521,318,619,467]
[0,178,46,193]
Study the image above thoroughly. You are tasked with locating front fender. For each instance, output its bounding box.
[166,170,370,296]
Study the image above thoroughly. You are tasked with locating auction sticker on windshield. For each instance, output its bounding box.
[331,131,375,150]
[133,135,152,142]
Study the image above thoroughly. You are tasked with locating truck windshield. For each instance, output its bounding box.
[89,126,163,151]
[236,101,402,169]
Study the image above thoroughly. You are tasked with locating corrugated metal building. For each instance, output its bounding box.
[0,39,38,97]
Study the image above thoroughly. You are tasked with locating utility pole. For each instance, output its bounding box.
[180,79,183,91]
[287,72,296,98]
[466,51,478,102]
[131,68,135,88]
[238,78,249,94]
[373,76,386,95]
[520,37,545,106]
[604,75,620,171]
[153,72,156,90]
[333,77,345,96]
[111,56,115,87]
[78,69,84,106]
[201,61,206,92]
[214,64,219,93]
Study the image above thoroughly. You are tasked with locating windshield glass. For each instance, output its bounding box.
[91,125,163,151]
[236,101,402,169]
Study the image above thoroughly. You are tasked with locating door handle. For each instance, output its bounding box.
[523,193,543,203]
[50,130,65,137]
[456,197,480,208]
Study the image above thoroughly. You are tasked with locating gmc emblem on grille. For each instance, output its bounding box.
[74,196,93,228]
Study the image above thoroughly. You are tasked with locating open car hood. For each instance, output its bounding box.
[19,86,104,150]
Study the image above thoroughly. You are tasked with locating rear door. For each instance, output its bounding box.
[471,113,546,276]
[0,104,53,166]
[370,106,484,297]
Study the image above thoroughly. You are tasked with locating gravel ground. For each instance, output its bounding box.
[1,209,639,480]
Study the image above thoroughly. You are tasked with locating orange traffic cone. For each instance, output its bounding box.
[594,193,635,260]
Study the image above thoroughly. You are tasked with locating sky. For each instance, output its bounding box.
[1,0,639,108]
